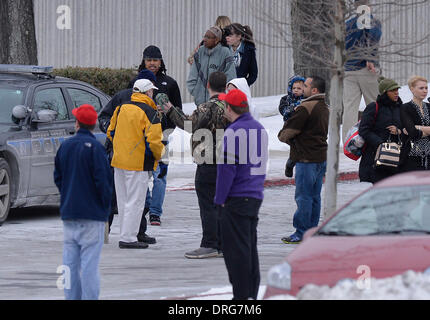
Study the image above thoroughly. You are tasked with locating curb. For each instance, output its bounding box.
[167,171,359,192]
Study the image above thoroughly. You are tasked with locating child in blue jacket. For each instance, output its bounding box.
[278,76,305,177]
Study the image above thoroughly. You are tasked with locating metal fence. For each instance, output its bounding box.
[33,0,430,102]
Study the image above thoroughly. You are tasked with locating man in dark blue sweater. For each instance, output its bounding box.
[54,104,113,300]
[215,89,268,300]
[342,0,382,143]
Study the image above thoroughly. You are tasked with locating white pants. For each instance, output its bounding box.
[342,67,379,143]
[114,168,149,243]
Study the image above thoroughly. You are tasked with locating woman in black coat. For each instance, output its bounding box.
[225,23,258,86]
[400,76,430,172]
[359,78,403,184]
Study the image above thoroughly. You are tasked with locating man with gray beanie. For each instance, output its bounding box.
[187,26,236,106]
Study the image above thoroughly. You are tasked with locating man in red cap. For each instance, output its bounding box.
[215,89,268,300]
[54,104,113,300]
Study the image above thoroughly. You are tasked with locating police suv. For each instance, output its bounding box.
[0,64,110,224]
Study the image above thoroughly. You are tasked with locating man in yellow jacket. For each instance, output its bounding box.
[107,79,165,249]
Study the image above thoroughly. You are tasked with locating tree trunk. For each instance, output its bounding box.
[290,0,335,100]
[0,0,38,65]
[323,0,346,219]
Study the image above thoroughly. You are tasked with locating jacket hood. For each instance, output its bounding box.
[227,78,252,101]
[227,77,259,119]
[288,75,305,96]
[131,92,158,110]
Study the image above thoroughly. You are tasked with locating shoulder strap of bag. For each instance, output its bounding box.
[374,102,379,122]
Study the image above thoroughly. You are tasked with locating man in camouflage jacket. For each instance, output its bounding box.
[163,71,229,259]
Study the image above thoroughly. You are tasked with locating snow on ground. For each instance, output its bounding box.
[168,94,286,154]
[170,83,430,155]
[188,270,430,300]
[267,270,430,300]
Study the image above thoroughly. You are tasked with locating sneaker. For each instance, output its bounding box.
[118,241,149,249]
[149,215,161,226]
[184,247,219,259]
[281,234,302,244]
[137,233,156,244]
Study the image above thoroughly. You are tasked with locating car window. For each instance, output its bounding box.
[34,88,69,121]
[319,185,430,235]
[67,88,102,112]
[0,86,25,123]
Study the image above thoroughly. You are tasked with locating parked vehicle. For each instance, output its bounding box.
[0,64,110,225]
[264,171,430,298]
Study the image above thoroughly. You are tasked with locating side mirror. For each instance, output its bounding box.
[35,109,57,123]
[303,227,319,241]
[12,105,29,120]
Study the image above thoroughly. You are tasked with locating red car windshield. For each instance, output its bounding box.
[319,185,430,236]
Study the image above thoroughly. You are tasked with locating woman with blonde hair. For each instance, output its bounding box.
[400,75,430,171]
[187,16,232,65]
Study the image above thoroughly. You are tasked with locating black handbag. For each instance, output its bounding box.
[374,135,402,168]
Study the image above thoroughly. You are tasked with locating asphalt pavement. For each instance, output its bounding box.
[0,179,370,300]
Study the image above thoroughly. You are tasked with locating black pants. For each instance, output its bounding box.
[195,164,219,249]
[108,167,117,233]
[138,208,149,237]
[219,197,262,300]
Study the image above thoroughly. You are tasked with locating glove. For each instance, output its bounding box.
[157,162,168,179]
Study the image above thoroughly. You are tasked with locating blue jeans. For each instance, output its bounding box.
[145,165,167,217]
[293,162,327,238]
[62,219,105,300]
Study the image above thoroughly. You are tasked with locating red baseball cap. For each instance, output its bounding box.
[218,89,248,108]
[72,104,98,125]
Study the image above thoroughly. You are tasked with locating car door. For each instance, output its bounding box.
[28,85,75,197]
[64,84,108,145]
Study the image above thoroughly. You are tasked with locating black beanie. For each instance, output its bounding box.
[143,45,163,59]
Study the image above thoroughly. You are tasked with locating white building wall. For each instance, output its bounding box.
[33,0,430,102]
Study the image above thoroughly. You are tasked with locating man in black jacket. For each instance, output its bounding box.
[99,45,182,242]
[135,45,183,228]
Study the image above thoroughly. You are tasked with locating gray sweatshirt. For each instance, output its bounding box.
[187,43,236,106]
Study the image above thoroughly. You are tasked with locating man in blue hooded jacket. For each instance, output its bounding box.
[54,104,113,300]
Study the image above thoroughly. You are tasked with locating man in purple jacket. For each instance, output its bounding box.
[215,89,268,300]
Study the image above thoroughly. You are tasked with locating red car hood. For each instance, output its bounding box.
[289,235,430,272]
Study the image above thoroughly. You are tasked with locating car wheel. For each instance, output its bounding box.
[0,159,11,225]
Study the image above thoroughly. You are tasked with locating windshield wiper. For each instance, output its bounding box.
[317,230,357,236]
[365,229,430,235]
